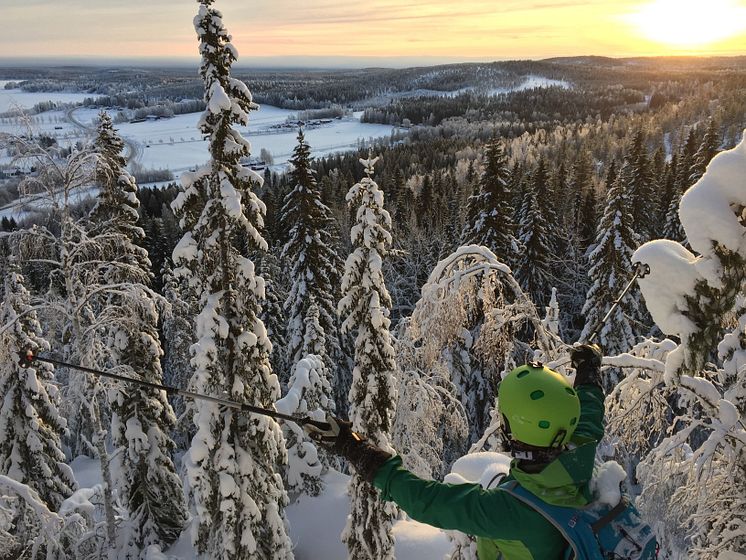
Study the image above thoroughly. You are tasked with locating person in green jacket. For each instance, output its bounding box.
[307,344,605,560]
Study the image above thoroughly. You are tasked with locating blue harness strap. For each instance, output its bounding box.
[499,480,658,560]
[499,481,597,560]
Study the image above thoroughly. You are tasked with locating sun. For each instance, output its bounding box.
[627,0,746,48]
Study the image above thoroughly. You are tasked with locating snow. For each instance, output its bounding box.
[0,87,91,113]
[208,82,232,114]
[444,451,511,488]
[55,105,397,176]
[359,74,571,105]
[69,455,103,488]
[69,457,452,560]
[717,399,739,429]
[632,240,702,337]
[679,130,746,262]
[286,469,451,560]
[423,244,511,301]
[590,461,626,506]
[0,93,397,187]
[487,75,571,95]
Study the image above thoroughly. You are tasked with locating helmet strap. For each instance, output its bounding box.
[508,439,565,465]
[548,429,568,449]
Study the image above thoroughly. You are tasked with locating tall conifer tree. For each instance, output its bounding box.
[339,156,397,560]
[280,129,343,384]
[90,111,188,557]
[580,162,641,375]
[172,2,292,558]
[515,162,555,307]
[0,267,76,511]
[626,130,656,241]
[691,119,721,182]
[461,140,516,264]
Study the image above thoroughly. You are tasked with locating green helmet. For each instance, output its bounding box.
[499,363,580,448]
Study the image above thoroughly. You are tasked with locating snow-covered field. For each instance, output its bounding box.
[488,75,570,95]
[0,80,92,113]
[0,88,400,220]
[0,90,399,175]
[359,74,571,106]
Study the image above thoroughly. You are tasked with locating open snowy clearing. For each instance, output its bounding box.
[76,106,397,173]
[0,90,399,174]
[359,75,571,106]
[71,455,452,560]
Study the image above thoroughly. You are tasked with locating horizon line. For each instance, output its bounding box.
[1,53,745,71]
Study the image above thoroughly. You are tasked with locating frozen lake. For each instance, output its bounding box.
[0,81,92,114]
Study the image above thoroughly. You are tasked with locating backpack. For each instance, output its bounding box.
[499,480,658,560]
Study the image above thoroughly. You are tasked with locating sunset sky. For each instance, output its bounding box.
[3,0,746,65]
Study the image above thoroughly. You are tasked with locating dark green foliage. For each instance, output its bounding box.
[515,159,555,307]
[280,129,345,386]
[461,140,516,264]
[626,129,656,242]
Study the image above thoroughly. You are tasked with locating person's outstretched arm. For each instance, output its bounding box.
[571,343,605,443]
[305,417,548,540]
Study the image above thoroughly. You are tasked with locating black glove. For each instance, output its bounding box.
[571,343,603,388]
[304,414,392,483]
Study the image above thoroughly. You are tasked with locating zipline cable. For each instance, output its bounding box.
[20,350,332,431]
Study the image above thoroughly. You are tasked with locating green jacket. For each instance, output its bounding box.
[373,384,605,560]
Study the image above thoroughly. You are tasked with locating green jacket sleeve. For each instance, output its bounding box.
[373,456,551,540]
[573,384,605,443]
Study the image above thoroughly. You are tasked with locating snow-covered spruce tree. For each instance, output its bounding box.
[626,129,657,241]
[258,251,289,381]
[172,3,292,558]
[515,162,555,308]
[629,133,746,558]
[0,266,76,511]
[161,262,196,435]
[280,128,343,385]
[275,302,335,499]
[571,152,597,251]
[339,156,397,560]
[460,139,517,265]
[691,119,721,183]
[89,110,187,558]
[579,161,641,374]
[6,137,123,547]
[663,128,700,242]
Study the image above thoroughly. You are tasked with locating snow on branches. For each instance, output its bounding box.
[0,268,75,511]
[174,3,292,559]
[339,155,397,560]
[629,131,746,558]
[275,355,332,498]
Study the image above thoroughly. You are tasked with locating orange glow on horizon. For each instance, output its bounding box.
[624,0,746,51]
[2,1,746,62]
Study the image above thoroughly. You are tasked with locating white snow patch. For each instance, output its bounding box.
[632,240,702,337]
[590,461,627,507]
[444,451,512,488]
[679,131,746,261]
